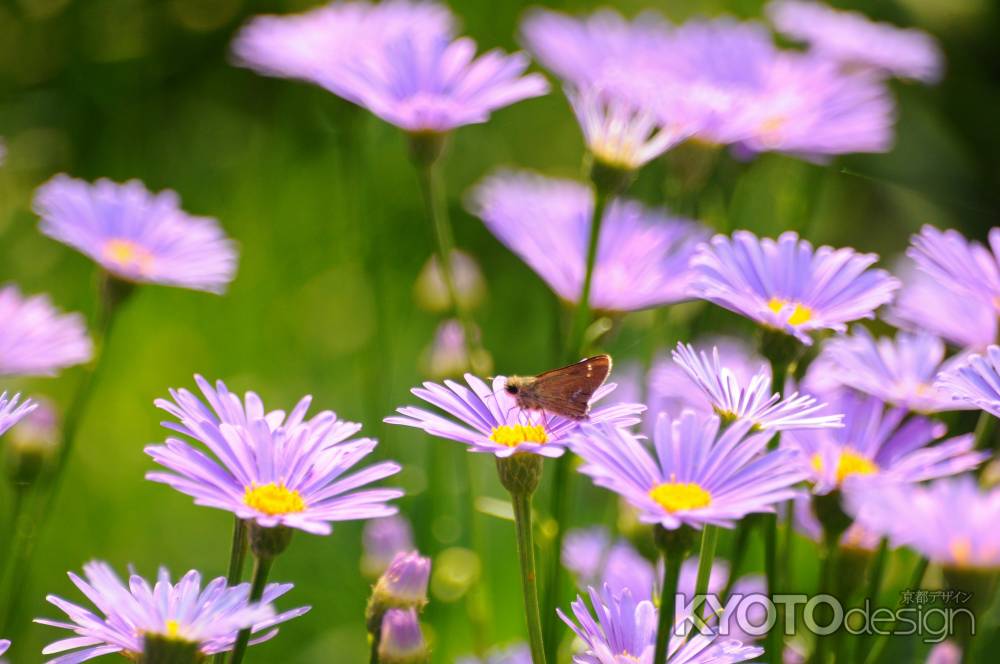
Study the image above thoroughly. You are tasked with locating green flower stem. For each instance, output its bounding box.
[852,539,889,664]
[212,518,249,664]
[653,547,685,664]
[512,490,547,664]
[412,135,488,375]
[228,554,274,664]
[562,185,609,362]
[690,525,720,633]
[721,520,752,600]
[863,557,928,664]
[973,411,997,453]
[763,512,782,662]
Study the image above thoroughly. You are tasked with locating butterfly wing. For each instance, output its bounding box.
[532,355,613,420]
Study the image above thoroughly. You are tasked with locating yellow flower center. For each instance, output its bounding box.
[758,116,787,147]
[768,297,813,326]
[165,620,181,638]
[648,480,712,513]
[102,238,155,275]
[489,424,548,447]
[812,449,878,485]
[244,482,306,515]
[949,537,973,567]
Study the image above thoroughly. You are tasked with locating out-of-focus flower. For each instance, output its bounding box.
[559,585,763,664]
[936,345,1000,417]
[0,285,92,377]
[925,641,963,664]
[387,373,642,458]
[572,413,806,530]
[33,176,238,294]
[378,608,427,664]
[848,477,1000,570]
[0,639,8,657]
[457,643,531,664]
[363,514,415,577]
[4,398,59,485]
[819,328,971,413]
[469,170,708,312]
[672,342,842,431]
[232,1,453,86]
[148,376,402,535]
[691,231,899,344]
[414,250,486,313]
[562,527,656,599]
[767,0,943,83]
[36,562,308,661]
[908,225,1000,313]
[520,7,672,87]
[784,391,985,495]
[421,319,491,380]
[0,392,35,438]
[567,84,693,172]
[793,496,880,553]
[888,264,996,351]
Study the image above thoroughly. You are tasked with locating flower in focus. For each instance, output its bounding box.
[562,527,655,599]
[148,376,403,535]
[0,285,92,377]
[232,1,453,86]
[935,345,1000,417]
[362,514,415,577]
[848,477,1000,570]
[690,231,899,344]
[457,643,531,664]
[888,264,996,351]
[672,342,843,431]
[767,0,943,83]
[559,585,763,664]
[818,328,971,413]
[567,84,693,172]
[378,608,427,664]
[469,170,708,312]
[784,391,985,495]
[36,562,308,661]
[0,392,35,438]
[386,373,643,458]
[414,250,486,313]
[33,176,238,294]
[520,7,672,87]
[908,225,1000,319]
[572,412,806,530]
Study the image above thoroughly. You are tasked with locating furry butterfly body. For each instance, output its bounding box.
[503,355,612,420]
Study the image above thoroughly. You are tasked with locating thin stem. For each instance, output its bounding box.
[212,519,249,664]
[414,153,486,374]
[229,555,274,664]
[853,539,889,664]
[563,187,609,363]
[973,411,997,453]
[863,557,928,664]
[690,525,719,633]
[764,513,782,664]
[511,491,547,664]
[721,520,752,600]
[369,633,380,664]
[653,551,683,664]
[810,538,839,664]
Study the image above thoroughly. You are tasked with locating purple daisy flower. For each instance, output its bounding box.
[818,328,972,413]
[385,373,643,458]
[783,391,986,495]
[767,0,943,83]
[908,225,1000,316]
[519,8,673,87]
[457,643,531,664]
[232,1,453,86]
[36,561,308,662]
[888,264,996,352]
[848,477,1000,570]
[0,285,92,377]
[148,376,403,535]
[690,231,900,344]
[469,170,708,312]
[0,392,36,438]
[362,514,415,577]
[559,585,763,664]
[563,527,656,600]
[935,345,1000,416]
[672,342,843,431]
[571,412,806,530]
[33,176,238,294]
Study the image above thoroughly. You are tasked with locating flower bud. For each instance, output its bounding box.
[367,551,431,634]
[414,251,486,313]
[248,523,293,560]
[5,399,59,488]
[378,609,428,664]
[421,320,492,380]
[495,454,543,496]
[362,515,415,578]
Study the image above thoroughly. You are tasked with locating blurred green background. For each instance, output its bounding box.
[1,0,999,661]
